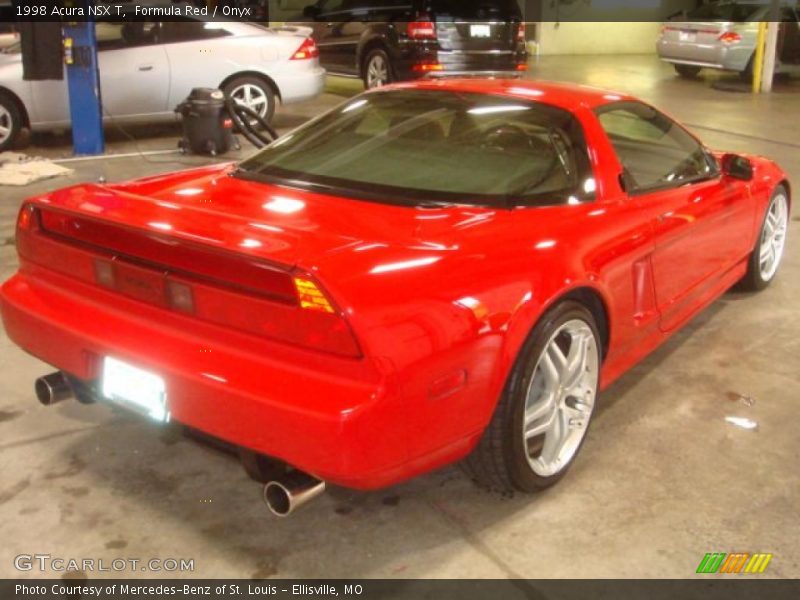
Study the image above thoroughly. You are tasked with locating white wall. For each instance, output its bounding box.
[536,22,663,55]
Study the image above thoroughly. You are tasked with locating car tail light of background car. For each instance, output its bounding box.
[408,17,437,40]
[16,204,362,358]
[291,37,320,60]
[518,22,526,42]
[718,31,742,44]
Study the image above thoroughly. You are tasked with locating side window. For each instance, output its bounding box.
[596,102,717,193]
[160,19,232,44]
[96,21,159,51]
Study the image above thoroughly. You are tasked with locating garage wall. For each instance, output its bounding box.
[535,22,663,55]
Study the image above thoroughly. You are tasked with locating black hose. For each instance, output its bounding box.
[224,97,279,149]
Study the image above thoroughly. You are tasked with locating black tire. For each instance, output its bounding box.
[0,92,23,152]
[222,76,276,125]
[462,301,602,493]
[674,64,701,78]
[362,48,393,89]
[738,185,789,291]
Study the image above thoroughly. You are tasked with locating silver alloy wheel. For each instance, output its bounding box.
[229,83,270,118]
[522,319,599,478]
[759,192,789,282]
[0,105,12,146]
[366,54,389,89]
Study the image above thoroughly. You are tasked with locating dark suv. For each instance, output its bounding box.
[292,0,528,88]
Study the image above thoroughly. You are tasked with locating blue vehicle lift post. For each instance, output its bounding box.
[62,0,104,155]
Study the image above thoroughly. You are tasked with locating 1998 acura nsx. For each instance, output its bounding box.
[0,79,790,514]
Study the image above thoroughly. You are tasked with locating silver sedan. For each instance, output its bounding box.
[0,17,325,150]
[657,1,800,78]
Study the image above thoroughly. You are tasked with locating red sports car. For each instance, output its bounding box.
[1,79,790,516]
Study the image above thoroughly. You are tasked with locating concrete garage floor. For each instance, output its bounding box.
[1,55,798,579]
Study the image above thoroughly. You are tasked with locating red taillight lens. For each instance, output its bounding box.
[291,37,319,60]
[17,203,36,231]
[517,22,526,41]
[515,63,528,71]
[412,62,443,73]
[409,17,436,40]
[719,31,741,44]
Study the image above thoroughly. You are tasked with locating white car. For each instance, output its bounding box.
[0,15,325,150]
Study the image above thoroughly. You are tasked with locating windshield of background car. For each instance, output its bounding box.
[237,90,596,208]
[425,0,523,20]
[685,2,765,21]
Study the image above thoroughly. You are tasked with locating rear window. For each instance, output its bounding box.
[237,90,595,208]
[426,0,522,20]
[685,2,764,21]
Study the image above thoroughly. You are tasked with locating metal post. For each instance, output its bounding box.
[759,0,781,93]
[63,0,104,155]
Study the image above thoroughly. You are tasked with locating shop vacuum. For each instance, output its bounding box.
[175,88,279,156]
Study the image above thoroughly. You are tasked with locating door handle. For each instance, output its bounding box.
[138,65,154,72]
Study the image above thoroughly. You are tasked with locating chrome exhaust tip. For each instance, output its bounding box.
[35,372,74,406]
[263,471,325,517]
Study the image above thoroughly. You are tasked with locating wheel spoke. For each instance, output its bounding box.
[525,405,557,439]
[563,333,589,390]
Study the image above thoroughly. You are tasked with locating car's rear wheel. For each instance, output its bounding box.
[0,93,23,152]
[739,185,789,291]
[462,301,601,493]
[363,49,393,89]
[674,64,701,78]
[223,76,276,124]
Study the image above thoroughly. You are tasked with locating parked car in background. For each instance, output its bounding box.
[657,0,800,78]
[0,13,324,151]
[290,0,528,89]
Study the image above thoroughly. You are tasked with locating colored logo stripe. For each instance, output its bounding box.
[697,553,772,574]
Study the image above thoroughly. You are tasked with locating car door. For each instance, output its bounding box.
[314,0,368,75]
[95,20,170,119]
[158,18,239,109]
[595,102,754,332]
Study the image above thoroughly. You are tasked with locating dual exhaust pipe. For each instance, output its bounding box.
[35,370,325,517]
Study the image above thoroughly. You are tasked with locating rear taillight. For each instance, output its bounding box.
[22,206,362,358]
[409,17,436,40]
[517,22,526,42]
[17,203,37,231]
[718,31,741,44]
[412,62,443,73]
[291,37,319,60]
[515,63,528,71]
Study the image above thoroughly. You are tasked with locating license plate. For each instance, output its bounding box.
[470,24,491,38]
[679,31,696,42]
[101,356,169,422]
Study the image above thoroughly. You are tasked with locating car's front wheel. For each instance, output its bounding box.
[674,64,701,78]
[0,93,23,152]
[362,49,393,89]
[463,301,601,493]
[739,185,789,291]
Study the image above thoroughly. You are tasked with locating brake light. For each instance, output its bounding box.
[412,62,443,72]
[409,17,436,40]
[719,31,741,44]
[517,22,526,41]
[291,37,319,60]
[516,63,529,71]
[17,203,37,231]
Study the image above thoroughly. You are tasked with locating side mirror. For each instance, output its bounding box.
[721,153,753,181]
[302,5,321,19]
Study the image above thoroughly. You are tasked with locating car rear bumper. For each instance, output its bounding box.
[272,64,326,105]
[0,267,447,490]
[657,38,752,72]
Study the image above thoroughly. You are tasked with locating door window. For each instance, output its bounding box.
[160,19,232,44]
[596,101,718,194]
[96,21,159,51]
